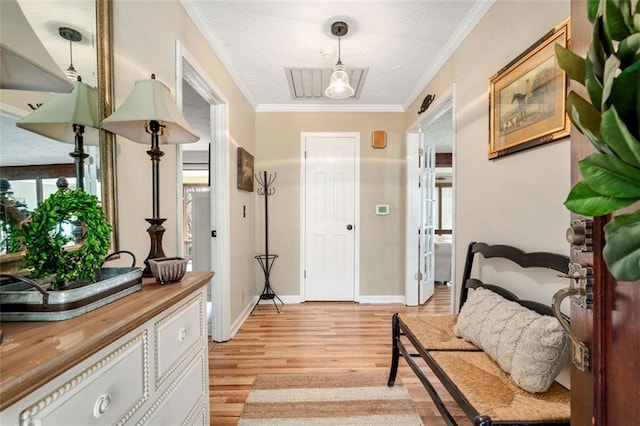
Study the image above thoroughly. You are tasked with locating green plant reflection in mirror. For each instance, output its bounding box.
[0,178,29,253]
[0,0,117,269]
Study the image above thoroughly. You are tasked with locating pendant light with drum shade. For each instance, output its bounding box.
[324,21,355,100]
[101,74,199,276]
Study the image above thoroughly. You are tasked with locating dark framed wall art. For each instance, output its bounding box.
[488,18,571,159]
[237,147,254,192]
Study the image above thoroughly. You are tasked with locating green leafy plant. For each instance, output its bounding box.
[0,194,30,254]
[555,0,640,280]
[16,189,112,289]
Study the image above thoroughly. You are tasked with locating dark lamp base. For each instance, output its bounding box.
[143,217,167,277]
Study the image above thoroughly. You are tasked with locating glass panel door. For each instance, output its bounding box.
[419,137,435,304]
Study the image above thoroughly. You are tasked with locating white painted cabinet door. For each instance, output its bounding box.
[304,135,356,301]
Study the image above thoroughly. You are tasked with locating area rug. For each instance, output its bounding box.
[238,372,423,425]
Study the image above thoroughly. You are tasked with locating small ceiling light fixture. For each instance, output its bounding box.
[324,21,355,100]
[59,27,81,81]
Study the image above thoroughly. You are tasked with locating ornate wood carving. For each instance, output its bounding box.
[418,94,435,115]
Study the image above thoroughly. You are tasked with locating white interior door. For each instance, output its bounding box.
[405,87,455,309]
[405,134,436,305]
[419,141,436,304]
[303,133,357,301]
[405,134,421,306]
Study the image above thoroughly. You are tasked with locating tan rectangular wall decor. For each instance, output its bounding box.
[372,131,387,149]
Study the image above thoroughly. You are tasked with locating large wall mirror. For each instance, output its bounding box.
[0,0,117,270]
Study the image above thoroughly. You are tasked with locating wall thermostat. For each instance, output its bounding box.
[376,204,390,215]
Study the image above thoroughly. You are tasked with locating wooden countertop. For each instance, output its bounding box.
[0,271,214,411]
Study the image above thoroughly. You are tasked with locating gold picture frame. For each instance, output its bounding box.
[488,18,570,159]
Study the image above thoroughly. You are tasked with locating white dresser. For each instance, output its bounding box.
[0,271,213,425]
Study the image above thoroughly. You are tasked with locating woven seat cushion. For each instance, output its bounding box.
[431,351,570,422]
[454,287,569,393]
[398,313,479,351]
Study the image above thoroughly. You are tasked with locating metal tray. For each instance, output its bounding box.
[0,267,143,321]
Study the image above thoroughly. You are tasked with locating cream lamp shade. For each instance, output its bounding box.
[16,78,99,144]
[0,0,73,93]
[0,45,73,93]
[100,75,199,144]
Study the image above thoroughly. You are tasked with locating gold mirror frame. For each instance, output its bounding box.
[96,0,118,253]
[0,0,117,272]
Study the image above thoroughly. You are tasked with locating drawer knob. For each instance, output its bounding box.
[93,394,111,418]
[178,327,187,342]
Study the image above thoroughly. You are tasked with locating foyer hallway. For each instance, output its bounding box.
[209,284,466,425]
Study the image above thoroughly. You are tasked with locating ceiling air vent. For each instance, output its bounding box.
[285,67,368,100]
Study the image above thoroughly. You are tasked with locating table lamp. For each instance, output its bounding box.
[16,77,99,191]
[101,74,199,276]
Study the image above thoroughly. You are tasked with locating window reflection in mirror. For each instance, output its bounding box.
[0,111,101,255]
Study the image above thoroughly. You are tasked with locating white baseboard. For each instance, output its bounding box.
[358,295,405,304]
[254,295,405,304]
[277,294,301,304]
[229,295,259,338]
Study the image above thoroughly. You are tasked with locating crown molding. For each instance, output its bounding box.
[180,0,258,110]
[255,103,405,113]
[403,0,495,111]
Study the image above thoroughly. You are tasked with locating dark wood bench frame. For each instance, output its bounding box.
[388,242,571,426]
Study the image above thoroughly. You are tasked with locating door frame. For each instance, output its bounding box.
[175,41,231,342]
[405,85,456,308]
[299,132,360,302]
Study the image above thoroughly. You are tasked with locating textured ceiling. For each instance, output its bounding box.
[181,0,493,112]
[2,0,481,167]
[0,112,72,166]
[8,0,97,88]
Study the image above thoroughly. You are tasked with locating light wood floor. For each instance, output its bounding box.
[209,284,468,425]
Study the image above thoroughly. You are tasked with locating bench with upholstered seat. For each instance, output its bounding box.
[388,242,571,426]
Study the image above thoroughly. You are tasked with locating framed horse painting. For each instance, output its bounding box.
[488,18,570,159]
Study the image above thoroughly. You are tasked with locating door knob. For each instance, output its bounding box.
[553,286,590,372]
[553,262,593,372]
[346,224,353,230]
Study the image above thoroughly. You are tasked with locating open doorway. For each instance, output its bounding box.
[181,79,210,265]
[405,87,455,308]
[176,41,231,342]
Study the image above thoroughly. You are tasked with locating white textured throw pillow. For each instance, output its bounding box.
[454,287,569,393]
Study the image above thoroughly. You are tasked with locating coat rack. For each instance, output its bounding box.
[253,171,284,313]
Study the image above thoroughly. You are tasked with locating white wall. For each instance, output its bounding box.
[112,0,256,323]
[111,0,572,327]
[252,0,572,305]
[255,112,406,298]
[406,0,572,307]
